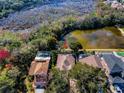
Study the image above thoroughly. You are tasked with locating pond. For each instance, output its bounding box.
[66,27,124,49]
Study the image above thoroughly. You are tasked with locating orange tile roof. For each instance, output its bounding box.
[29,60,50,75]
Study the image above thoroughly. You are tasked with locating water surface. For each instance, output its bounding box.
[66,27,124,49]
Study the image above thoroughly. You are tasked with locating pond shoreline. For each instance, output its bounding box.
[116,26,124,36]
[65,27,124,49]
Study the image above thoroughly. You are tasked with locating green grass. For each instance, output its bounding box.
[116,52,124,57]
[0,31,21,41]
[121,28,124,31]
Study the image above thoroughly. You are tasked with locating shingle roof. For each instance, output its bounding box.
[56,54,75,70]
[29,60,50,75]
[103,54,124,85]
[110,64,123,74]
[79,55,103,68]
[113,76,124,84]
[103,54,124,73]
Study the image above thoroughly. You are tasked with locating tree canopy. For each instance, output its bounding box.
[46,63,107,93]
[0,0,44,18]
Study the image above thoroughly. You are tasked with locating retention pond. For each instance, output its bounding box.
[66,27,124,49]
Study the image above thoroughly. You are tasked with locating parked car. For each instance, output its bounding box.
[35,88,45,93]
[35,51,50,61]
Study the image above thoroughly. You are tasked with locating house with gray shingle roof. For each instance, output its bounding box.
[103,54,124,92]
[113,76,124,84]
[110,64,123,77]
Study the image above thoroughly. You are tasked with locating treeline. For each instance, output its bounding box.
[1,0,123,51]
[29,12,124,51]
[97,0,124,20]
[0,0,45,18]
[1,1,124,92]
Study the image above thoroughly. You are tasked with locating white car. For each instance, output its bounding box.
[35,88,45,93]
[35,52,50,61]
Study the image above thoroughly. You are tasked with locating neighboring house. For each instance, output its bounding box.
[111,1,124,9]
[29,60,50,88]
[104,0,124,9]
[29,51,51,93]
[103,54,124,92]
[56,54,75,71]
[79,55,103,68]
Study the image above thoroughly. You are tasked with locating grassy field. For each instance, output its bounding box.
[121,28,124,30]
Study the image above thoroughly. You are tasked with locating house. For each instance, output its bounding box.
[56,54,75,71]
[80,53,124,92]
[104,0,124,9]
[29,60,50,88]
[111,1,124,9]
[79,55,103,68]
[102,54,124,92]
[29,51,51,92]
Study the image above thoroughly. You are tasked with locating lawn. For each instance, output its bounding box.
[116,52,124,57]
[121,28,124,31]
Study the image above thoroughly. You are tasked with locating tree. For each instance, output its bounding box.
[46,63,107,93]
[69,63,107,93]
[46,68,69,93]
[67,37,82,64]
[68,37,82,52]
[50,50,58,68]
[47,37,57,50]
[0,49,10,60]
[0,67,20,93]
[0,49,10,70]
[88,82,97,93]
[30,38,48,51]
[7,66,20,79]
[0,0,44,18]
